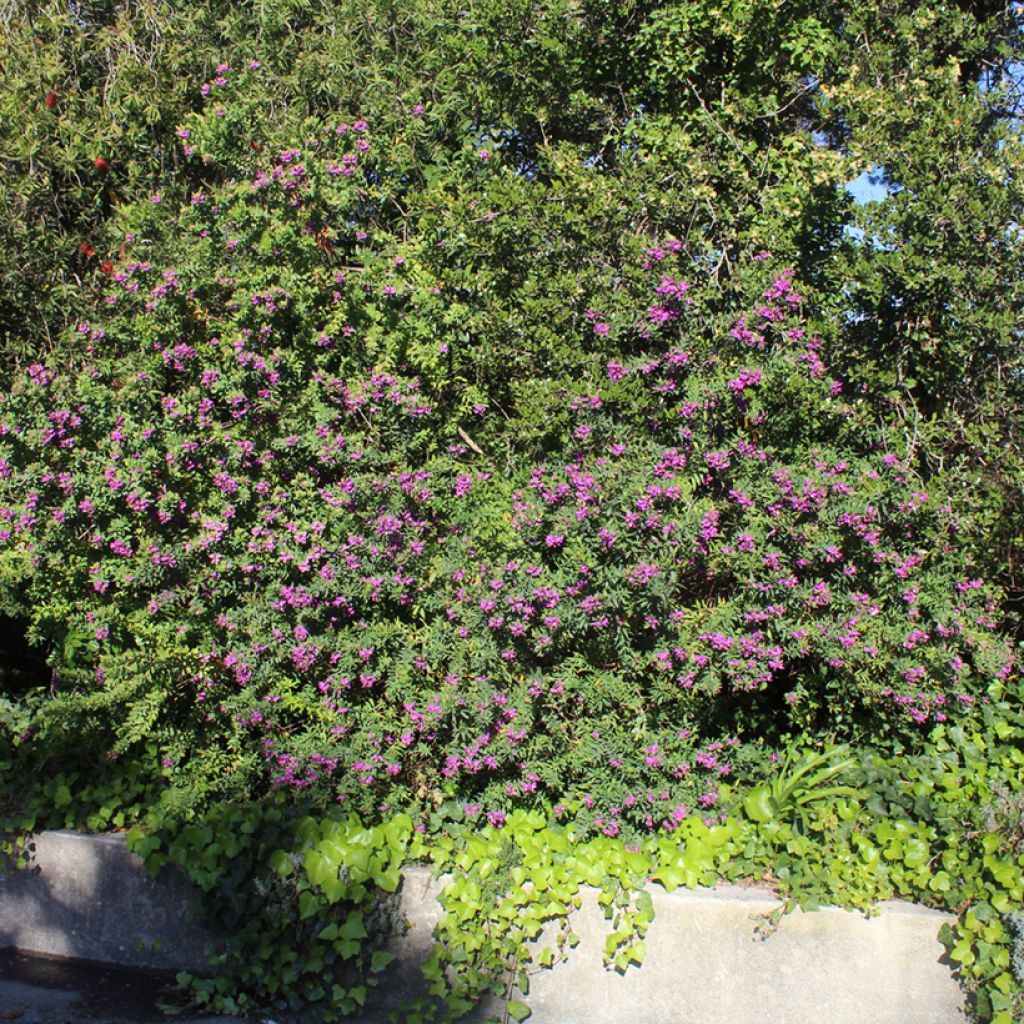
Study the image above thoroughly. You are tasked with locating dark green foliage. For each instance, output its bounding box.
[0,1,1022,1021]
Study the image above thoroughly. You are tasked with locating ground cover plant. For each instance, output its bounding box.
[0,0,1023,1021]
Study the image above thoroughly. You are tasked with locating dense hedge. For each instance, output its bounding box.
[1,2,1022,1021]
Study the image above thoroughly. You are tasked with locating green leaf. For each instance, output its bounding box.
[902,838,929,869]
[269,849,292,877]
[652,865,685,891]
[507,1000,531,1022]
[743,786,775,823]
[370,950,395,973]
[298,890,319,920]
[339,911,368,940]
[373,866,402,893]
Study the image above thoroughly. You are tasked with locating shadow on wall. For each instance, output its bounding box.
[0,832,468,1023]
[0,830,213,971]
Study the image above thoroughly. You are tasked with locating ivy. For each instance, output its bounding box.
[34,715,998,1024]
[3,715,1023,1022]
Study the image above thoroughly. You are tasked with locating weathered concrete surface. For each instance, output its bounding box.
[519,883,967,1024]
[0,832,968,1023]
[375,870,966,1024]
[0,830,213,970]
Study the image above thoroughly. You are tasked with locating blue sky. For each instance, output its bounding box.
[845,168,890,205]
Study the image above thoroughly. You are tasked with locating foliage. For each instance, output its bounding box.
[0,87,1015,832]
[4,718,1016,1023]
[1,2,1021,613]
[0,0,1022,1021]
[128,799,416,1020]
[741,743,856,828]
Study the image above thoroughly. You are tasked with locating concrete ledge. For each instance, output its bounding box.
[522,884,966,1024]
[0,830,212,970]
[0,831,968,1023]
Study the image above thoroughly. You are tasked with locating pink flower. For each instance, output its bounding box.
[629,562,660,585]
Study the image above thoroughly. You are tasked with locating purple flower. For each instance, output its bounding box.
[728,369,762,393]
[700,509,719,542]
[628,562,660,585]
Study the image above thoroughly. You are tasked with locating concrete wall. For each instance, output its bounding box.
[0,830,968,1023]
[0,830,212,970]
[519,884,966,1024]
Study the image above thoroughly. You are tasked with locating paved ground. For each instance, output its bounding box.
[0,950,244,1024]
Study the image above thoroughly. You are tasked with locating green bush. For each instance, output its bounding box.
[0,1,1022,1021]
[0,83,1014,829]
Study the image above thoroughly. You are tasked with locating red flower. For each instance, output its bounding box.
[100,261,113,274]
[94,157,109,172]
[45,91,58,109]
[80,242,95,258]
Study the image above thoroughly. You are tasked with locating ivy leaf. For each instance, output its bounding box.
[298,890,319,920]
[373,866,402,893]
[506,1000,531,1022]
[652,865,685,891]
[339,911,368,940]
[370,951,395,973]
[268,849,292,877]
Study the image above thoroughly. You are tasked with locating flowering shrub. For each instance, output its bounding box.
[0,69,1015,839]
[3,0,1022,619]
[0,12,1022,1019]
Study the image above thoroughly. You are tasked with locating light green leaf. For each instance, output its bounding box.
[506,999,531,1022]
